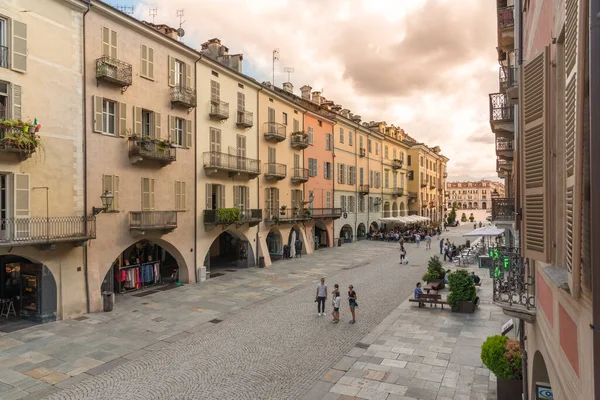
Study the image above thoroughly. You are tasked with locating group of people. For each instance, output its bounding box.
[369,225,442,243]
[315,278,357,324]
[440,238,459,261]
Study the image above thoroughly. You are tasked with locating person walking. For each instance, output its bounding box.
[425,234,431,250]
[443,243,450,261]
[347,285,357,324]
[332,286,341,323]
[400,245,407,264]
[415,233,421,247]
[315,278,327,316]
[295,238,302,258]
[439,238,444,255]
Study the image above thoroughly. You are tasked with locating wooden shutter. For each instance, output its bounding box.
[102,26,110,57]
[168,115,176,143]
[118,102,127,137]
[274,188,279,210]
[148,47,154,79]
[174,181,180,210]
[211,81,220,99]
[93,96,103,133]
[110,29,117,58]
[219,184,226,208]
[12,85,22,121]
[205,183,212,210]
[185,63,191,88]
[133,106,142,136]
[233,186,240,209]
[185,119,192,148]
[294,154,299,168]
[114,176,120,210]
[168,56,175,87]
[154,112,161,139]
[181,182,186,210]
[142,178,150,210]
[14,174,30,238]
[244,186,250,210]
[11,21,27,73]
[520,46,550,261]
[237,92,245,110]
[149,179,155,210]
[268,107,275,123]
[141,45,148,77]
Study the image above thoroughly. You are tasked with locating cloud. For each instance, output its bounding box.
[134,0,501,180]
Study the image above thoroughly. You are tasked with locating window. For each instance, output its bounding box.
[238,83,244,89]
[340,127,344,143]
[340,196,347,212]
[368,139,372,153]
[233,185,249,210]
[326,191,331,208]
[349,131,353,146]
[142,109,153,137]
[206,184,226,210]
[293,119,299,132]
[0,82,9,119]
[237,92,245,111]
[209,127,221,152]
[308,158,318,176]
[393,172,398,188]
[375,143,379,155]
[407,155,412,166]
[359,136,363,149]
[140,44,154,79]
[307,126,313,144]
[0,18,7,68]
[338,163,345,184]
[369,197,374,212]
[174,181,186,210]
[211,70,219,77]
[265,187,279,211]
[384,170,389,188]
[282,112,288,125]
[348,196,355,213]
[392,148,396,160]
[210,80,220,100]
[173,117,185,146]
[101,26,117,58]
[291,189,303,208]
[102,99,116,135]
[102,175,119,211]
[318,120,322,127]
[360,168,364,185]
[359,197,365,213]
[141,177,155,210]
[324,162,333,180]
[326,133,332,150]
[420,157,424,167]
[384,146,388,159]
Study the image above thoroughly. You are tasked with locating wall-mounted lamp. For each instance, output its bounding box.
[303,192,315,205]
[92,190,114,215]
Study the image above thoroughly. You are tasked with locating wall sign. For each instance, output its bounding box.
[536,383,553,400]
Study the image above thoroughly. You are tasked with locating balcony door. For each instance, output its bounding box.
[13,174,29,240]
[268,107,275,124]
[237,135,246,171]
[210,127,221,166]
[268,147,276,174]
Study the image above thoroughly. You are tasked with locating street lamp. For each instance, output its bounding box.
[92,190,114,215]
[491,189,500,199]
[303,192,315,205]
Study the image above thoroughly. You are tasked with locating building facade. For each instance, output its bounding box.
[406,144,448,222]
[446,180,505,210]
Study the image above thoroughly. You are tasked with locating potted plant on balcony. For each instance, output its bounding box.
[217,208,241,224]
[304,207,311,216]
[481,335,523,400]
[447,269,477,313]
[422,256,446,290]
[280,205,287,216]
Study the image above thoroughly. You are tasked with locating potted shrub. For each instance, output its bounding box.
[465,239,471,248]
[447,269,477,313]
[469,213,475,222]
[280,205,287,216]
[481,335,523,400]
[216,208,241,224]
[422,256,446,289]
[461,212,468,222]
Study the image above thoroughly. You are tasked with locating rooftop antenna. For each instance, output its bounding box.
[272,49,279,86]
[113,4,134,15]
[284,67,294,83]
[176,9,186,41]
[149,7,158,24]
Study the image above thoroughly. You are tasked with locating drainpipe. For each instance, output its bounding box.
[82,0,91,314]
[330,120,337,244]
[256,86,263,266]
[193,54,201,283]
[590,0,600,398]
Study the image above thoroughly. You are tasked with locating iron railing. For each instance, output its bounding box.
[264,207,310,222]
[498,6,515,29]
[0,127,37,157]
[203,209,262,226]
[291,134,309,149]
[263,122,286,141]
[236,110,253,128]
[291,167,309,183]
[358,184,370,194]
[492,249,536,315]
[497,158,512,171]
[128,137,176,164]
[391,159,403,169]
[129,211,177,231]
[496,139,514,151]
[489,93,514,122]
[491,198,515,221]
[264,163,287,179]
[0,45,7,68]
[0,216,96,246]
[310,208,342,219]
[359,148,366,157]
[499,66,519,91]
[209,98,229,120]
[96,56,132,87]
[408,192,418,199]
[170,85,197,108]
[202,151,261,176]
[384,187,403,197]
[443,172,448,178]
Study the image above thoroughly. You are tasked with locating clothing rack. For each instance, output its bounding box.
[117,261,161,293]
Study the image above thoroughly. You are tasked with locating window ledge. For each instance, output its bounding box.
[542,266,570,292]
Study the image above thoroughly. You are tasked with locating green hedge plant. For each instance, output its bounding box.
[446,269,476,309]
[481,335,522,380]
[422,255,445,283]
[217,208,241,223]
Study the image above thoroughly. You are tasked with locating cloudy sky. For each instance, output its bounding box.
[115,0,499,181]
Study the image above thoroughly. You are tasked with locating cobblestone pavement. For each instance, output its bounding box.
[0,226,477,400]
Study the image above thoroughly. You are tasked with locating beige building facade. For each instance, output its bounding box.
[446,180,505,210]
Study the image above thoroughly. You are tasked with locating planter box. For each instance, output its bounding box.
[497,379,523,400]
[427,280,445,290]
[454,301,477,313]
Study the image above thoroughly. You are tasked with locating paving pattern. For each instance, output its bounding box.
[0,226,479,400]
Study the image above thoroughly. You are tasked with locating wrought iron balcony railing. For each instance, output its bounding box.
[209,98,229,120]
[264,207,311,223]
[129,211,177,231]
[264,163,287,180]
[498,6,515,30]
[391,187,404,197]
[500,66,519,92]
[203,208,262,227]
[291,167,309,183]
[496,158,512,172]
[263,122,286,142]
[310,208,342,219]
[496,139,514,151]
[128,137,176,165]
[202,151,261,177]
[291,134,309,149]
[358,184,370,195]
[0,45,7,69]
[359,148,366,157]
[391,159,403,169]
[491,198,515,221]
[489,93,514,123]
[492,249,536,318]
[0,127,38,159]
[0,216,96,246]
[236,110,253,128]
[170,85,197,108]
[96,56,132,87]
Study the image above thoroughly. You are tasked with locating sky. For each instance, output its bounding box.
[110,0,500,181]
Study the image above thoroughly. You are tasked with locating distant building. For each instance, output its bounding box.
[445,180,505,210]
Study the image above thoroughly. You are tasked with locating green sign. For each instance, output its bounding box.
[491,265,504,279]
[503,257,510,270]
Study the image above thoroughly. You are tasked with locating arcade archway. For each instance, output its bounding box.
[392,202,398,217]
[531,351,552,400]
[482,201,487,209]
[473,202,478,209]
[204,230,255,272]
[357,223,366,240]
[313,220,329,250]
[340,224,353,243]
[287,224,305,258]
[399,202,406,216]
[383,202,391,217]
[266,226,283,261]
[369,221,379,233]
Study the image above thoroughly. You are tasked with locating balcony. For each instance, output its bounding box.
[290,167,309,183]
[264,207,311,224]
[443,172,448,178]
[263,122,286,142]
[128,137,176,166]
[203,208,262,228]
[391,187,404,197]
[496,139,514,160]
[492,250,536,322]
[264,163,287,180]
[391,159,403,169]
[96,56,132,88]
[0,216,96,247]
[236,110,253,128]
[430,183,436,190]
[0,127,38,160]
[358,184,370,195]
[209,98,229,120]
[420,183,427,188]
[497,158,512,172]
[359,148,366,157]
[290,133,309,149]
[310,208,342,219]
[492,198,515,221]
[408,192,418,199]
[170,85,197,109]
[129,211,177,233]
[489,93,514,138]
[497,6,515,51]
[499,66,519,101]
[203,151,260,178]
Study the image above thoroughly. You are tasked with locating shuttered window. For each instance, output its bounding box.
[141,178,155,211]
[338,163,345,184]
[12,84,21,120]
[237,92,245,111]
[326,191,331,208]
[174,181,186,210]
[308,158,317,176]
[339,127,344,144]
[93,97,126,136]
[520,46,550,261]
[326,134,331,150]
[210,80,220,100]
[14,174,29,238]
[233,186,250,210]
[140,45,154,79]
[11,20,27,72]
[102,174,119,211]
[348,196,355,213]
[101,26,117,59]
[340,196,346,212]
[291,189,302,208]
[307,126,313,144]
[293,119,300,132]
[349,131,353,146]
[265,187,279,211]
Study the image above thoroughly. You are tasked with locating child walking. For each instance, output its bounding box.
[332,289,341,322]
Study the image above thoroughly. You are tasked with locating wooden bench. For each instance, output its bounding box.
[408,293,448,309]
[474,282,481,287]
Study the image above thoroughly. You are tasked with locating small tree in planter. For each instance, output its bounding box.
[481,335,523,400]
[469,213,475,222]
[447,269,477,312]
[461,212,468,222]
[422,256,446,289]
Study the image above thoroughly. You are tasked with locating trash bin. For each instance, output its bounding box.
[338,238,343,247]
[259,256,265,268]
[102,291,114,312]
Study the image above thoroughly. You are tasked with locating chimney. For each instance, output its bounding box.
[341,109,351,118]
[300,85,312,100]
[331,104,342,112]
[201,38,229,59]
[282,82,294,94]
[311,91,321,105]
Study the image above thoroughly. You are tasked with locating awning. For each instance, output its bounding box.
[463,226,506,237]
